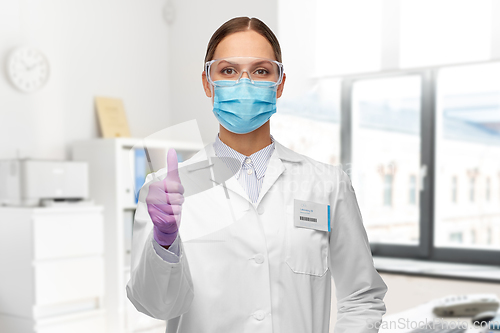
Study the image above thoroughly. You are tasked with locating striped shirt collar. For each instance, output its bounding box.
[213,133,276,180]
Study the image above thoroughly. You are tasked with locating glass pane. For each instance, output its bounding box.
[351,76,422,244]
[271,78,341,165]
[400,0,491,68]
[435,62,500,249]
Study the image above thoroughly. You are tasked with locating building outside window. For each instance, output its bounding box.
[486,177,491,201]
[451,176,458,203]
[409,175,416,205]
[450,232,463,244]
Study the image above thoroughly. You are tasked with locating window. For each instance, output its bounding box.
[400,0,492,68]
[409,175,417,205]
[383,174,393,207]
[342,63,500,264]
[271,78,341,166]
[469,176,476,202]
[486,177,491,201]
[435,63,500,253]
[451,176,458,203]
[350,75,421,245]
[280,0,500,265]
[309,0,493,76]
[449,232,463,244]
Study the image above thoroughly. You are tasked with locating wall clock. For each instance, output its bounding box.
[7,46,50,93]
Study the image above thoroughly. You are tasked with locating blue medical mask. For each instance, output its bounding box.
[212,78,277,134]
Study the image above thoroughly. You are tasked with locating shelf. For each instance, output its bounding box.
[0,205,103,214]
[72,138,199,333]
[118,137,203,151]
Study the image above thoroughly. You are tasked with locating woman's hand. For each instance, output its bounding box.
[146,148,185,248]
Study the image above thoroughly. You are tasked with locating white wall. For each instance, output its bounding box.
[277,0,318,99]
[0,0,279,159]
[0,0,170,160]
[166,0,278,144]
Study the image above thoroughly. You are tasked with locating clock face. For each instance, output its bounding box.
[7,47,50,93]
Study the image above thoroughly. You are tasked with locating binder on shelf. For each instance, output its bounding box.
[131,147,198,204]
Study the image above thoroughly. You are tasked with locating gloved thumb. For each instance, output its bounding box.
[165,148,180,184]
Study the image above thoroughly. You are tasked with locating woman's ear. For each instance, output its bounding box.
[277,73,286,99]
[202,71,212,98]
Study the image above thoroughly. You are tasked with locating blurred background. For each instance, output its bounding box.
[1,0,500,332]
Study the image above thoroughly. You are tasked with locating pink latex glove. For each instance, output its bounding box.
[146,148,185,246]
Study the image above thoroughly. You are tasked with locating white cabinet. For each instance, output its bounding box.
[33,212,103,260]
[0,310,106,333]
[72,138,200,333]
[34,257,103,307]
[0,206,106,333]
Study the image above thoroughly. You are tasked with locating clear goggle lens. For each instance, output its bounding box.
[205,57,283,87]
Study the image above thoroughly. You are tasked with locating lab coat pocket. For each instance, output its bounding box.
[284,204,329,277]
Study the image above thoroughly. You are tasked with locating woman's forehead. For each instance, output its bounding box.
[213,30,275,60]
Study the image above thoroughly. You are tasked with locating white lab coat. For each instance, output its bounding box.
[126,138,388,333]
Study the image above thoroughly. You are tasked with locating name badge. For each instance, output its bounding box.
[293,199,331,232]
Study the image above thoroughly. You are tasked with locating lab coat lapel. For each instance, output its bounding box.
[222,172,253,203]
[185,141,251,203]
[253,148,284,207]
[253,139,305,206]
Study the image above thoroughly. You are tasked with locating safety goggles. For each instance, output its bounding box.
[205,56,284,88]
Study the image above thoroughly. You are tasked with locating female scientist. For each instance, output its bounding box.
[127,16,388,333]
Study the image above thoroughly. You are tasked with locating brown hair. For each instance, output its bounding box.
[204,17,282,65]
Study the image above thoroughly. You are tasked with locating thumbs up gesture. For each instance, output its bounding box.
[146,148,185,247]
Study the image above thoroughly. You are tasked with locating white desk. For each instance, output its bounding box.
[374,256,500,282]
[379,299,499,333]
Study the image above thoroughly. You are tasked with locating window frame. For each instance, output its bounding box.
[340,65,500,266]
